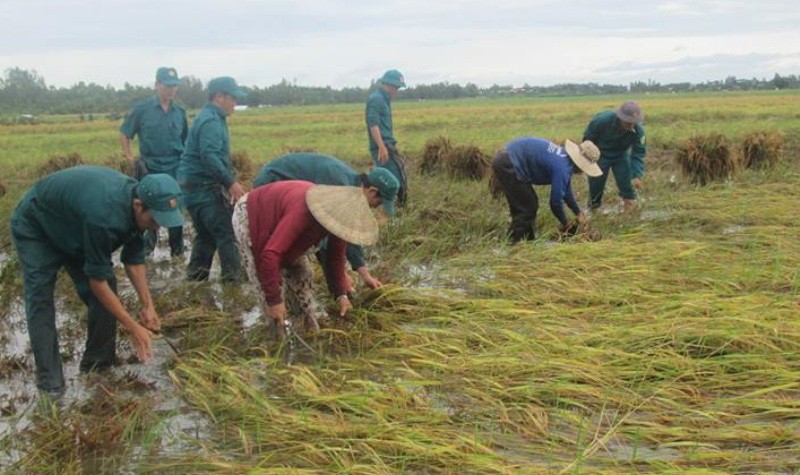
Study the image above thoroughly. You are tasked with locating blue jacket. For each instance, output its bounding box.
[506,137,581,225]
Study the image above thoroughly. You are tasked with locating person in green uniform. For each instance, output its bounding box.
[120,66,188,257]
[253,152,399,292]
[366,69,408,206]
[10,166,183,398]
[177,76,247,282]
[583,101,646,211]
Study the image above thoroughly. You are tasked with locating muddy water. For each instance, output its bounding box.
[0,235,218,468]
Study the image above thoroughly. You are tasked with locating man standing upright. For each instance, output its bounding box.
[366,69,408,206]
[178,76,247,282]
[120,66,188,257]
[583,101,646,211]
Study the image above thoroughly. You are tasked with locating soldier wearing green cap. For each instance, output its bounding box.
[366,69,408,206]
[253,152,399,292]
[178,76,248,282]
[120,66,188,257]
[583,101,647,212]
[9,166,183,398]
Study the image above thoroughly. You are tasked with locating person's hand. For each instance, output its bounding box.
[632,177,643,190]
[267,303,286,327]
[559,221,579,237]
[357,267,382,290]
[361,273,382,289]
[129,323,153,363]
[344,273,356,294]
[228,182,245,205]
[576,212,587,226]
[139,305,161,332]
[378,145,389,164]
[336,295,353,318]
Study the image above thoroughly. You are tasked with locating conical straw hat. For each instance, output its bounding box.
[306,185,379,245]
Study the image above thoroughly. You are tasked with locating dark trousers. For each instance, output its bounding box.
[186,197,242,283]
[11,208,118,393]
[144,226,184,257]
[374,144,408,207]
[137,158,184,256]
[492,151,538,243]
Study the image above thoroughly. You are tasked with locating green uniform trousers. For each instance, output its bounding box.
[11,205,118,393]
[185,191,242,283]
[587,155,637,208]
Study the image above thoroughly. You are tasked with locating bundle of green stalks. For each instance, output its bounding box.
[675,133,737,185]
[741,131,783,169]
[36,153,85,177]
[419,135,453,175]
[230,150,256,189]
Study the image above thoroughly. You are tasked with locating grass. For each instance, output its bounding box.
[2,90,800,473]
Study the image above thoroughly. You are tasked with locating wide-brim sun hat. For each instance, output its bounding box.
[306,185,379,246]
[564,140,603,177]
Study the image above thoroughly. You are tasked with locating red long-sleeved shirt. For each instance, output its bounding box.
[246,180,347,305]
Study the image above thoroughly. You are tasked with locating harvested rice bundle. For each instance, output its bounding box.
[419,136,452,175]
[741,131,783,169]
[447,145,489,180]
[102,153,136,177]
[230,150,256,188]
[675,134,736,185]
[36,153,85,177]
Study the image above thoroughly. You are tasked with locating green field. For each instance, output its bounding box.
[2,91,800,473]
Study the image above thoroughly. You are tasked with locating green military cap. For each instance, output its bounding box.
[380,69,406,89]
[367,167,400,216]
[207,76,248,100]
[138,174,184,228]
[156,67,180,86]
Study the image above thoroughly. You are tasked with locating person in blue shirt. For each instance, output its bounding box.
[491,138,603,243]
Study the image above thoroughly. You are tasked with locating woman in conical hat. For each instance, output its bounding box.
[231,180,379,334]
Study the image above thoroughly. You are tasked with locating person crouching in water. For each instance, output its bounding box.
[231,181,379,335]
[492,137,603,243]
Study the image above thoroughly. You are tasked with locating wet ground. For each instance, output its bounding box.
[0,230,220,469]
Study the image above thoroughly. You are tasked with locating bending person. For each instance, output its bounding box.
[492,137,602,243]
[253,152,398,292]
[232,181,379,334]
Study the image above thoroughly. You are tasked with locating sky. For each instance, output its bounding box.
[1,0,799,89]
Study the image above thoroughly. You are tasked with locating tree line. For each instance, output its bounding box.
[1,67,799,117]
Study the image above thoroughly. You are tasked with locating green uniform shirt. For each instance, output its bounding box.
[365,88,396,158]
[14,165,145,281]
[253,153,367,271]
[253,152,358,188]
[582,110,647,178]
[120,97,188,175]
[178,103,235,196]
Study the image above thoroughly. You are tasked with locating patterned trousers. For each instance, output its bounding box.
[232,195,324,331]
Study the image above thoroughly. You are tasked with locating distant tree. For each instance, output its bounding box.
[0,67,48,112]
[179,75,205,109]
